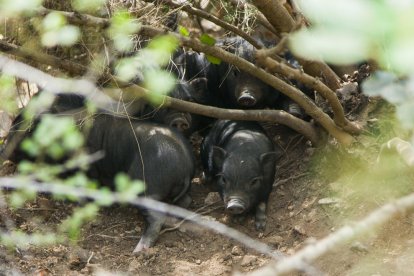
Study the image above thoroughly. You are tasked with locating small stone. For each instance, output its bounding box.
[318,197,341,205]
[350,241,369,253]
[231,245,244,256]
[241,255,257,267]
[265,235,284,246]
[204,192,221,205]
[293,225,306,236]
[192,177,201,185]
[135,226,142,233]
[195,259,201,265]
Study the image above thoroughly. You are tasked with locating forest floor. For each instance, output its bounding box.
[1,100,414,276]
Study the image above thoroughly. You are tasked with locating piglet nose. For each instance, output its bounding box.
[226,198,246,214]
[237,91,257,107]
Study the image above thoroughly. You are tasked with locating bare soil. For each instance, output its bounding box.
[1,114,414,276]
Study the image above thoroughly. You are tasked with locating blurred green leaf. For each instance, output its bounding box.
[0,230,60,250]
[42,25,80,47]
[17,161,36,174]
[9,188,37,208]
[115,173,130,192]
[114,57,141,82]
[115,173,144,202]
[362,72,408,104]
[297,0,376,32]
[95,188,114,206]
[206,55,221,65]
[200,34,216,46]
[42,12,66,31]
[289,28,370,64]
[59,203,99,240]
[396,102,414,129]
[107,10,141,52]
[0,75,17,114]
[178,25,190,37]
[0,0,43,17]
[144,70,176,104]
[72,0,105,12]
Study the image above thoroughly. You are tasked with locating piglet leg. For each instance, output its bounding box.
[133,210,166,254]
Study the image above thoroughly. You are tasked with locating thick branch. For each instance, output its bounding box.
[378,137,414,166]
[246,191,414,275]
[10,9,350,143]
[227,0,278,36]
[140,26,354,145]
[0,40,86,76]
[36,6,109,28]
[251,0,341,91]
[256,53,362,134]
[251,0,295,34]
[118,86,319,145]
[0,177,281,259]
[0,55,319,145]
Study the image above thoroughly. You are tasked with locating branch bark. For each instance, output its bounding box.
[0,40,87,76]
[0,176,281,259]
[255,53,362,134]
[0,54,320,145]
[18,7,353,144]
[378,137,414,166]
[251,0,342,91]
[140,26,354,145]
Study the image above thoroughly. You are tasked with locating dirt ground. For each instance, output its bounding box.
[1,111,414,276]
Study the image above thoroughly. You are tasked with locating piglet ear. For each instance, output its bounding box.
[212,146,227,170]
[260,152,278,175]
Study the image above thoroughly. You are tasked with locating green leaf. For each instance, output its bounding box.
[144,69,176,104]
[115,173,130,192]
[148,35,179,54]
[297,0,376,31]
[0,75,18,113]
[200,34,216,46]
[42,12,67,31]
[72,0,105,12]
[206,55,221,65]
[42,25,80,47]
[107,10,141,52]
[0,0,43,16]
[95,188,114,206]
[289,28,370,65]
[178,25,190,37]
[396,102,414,129]
[362,71,408,104]
[17,161,36,174]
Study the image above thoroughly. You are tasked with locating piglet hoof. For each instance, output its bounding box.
[231,215,247,225]
[255,219,266,231]
[132,239,155,255]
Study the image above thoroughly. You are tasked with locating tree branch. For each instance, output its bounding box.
[13,8,352,144]
[245,191,414,275]
[255,53,362,134]
[226,0,279,36]
[378,137,414,166]
[0,176,281,259]
[36,6,109,28]
[140,26,354,145]
[0,54,320,145]
[251,0,341,91]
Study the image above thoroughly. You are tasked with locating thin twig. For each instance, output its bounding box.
[245,191,414,275]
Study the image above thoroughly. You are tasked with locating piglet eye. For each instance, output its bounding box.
[233,70,239,77]
[251,177,262,187]
[221,176,227,185]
